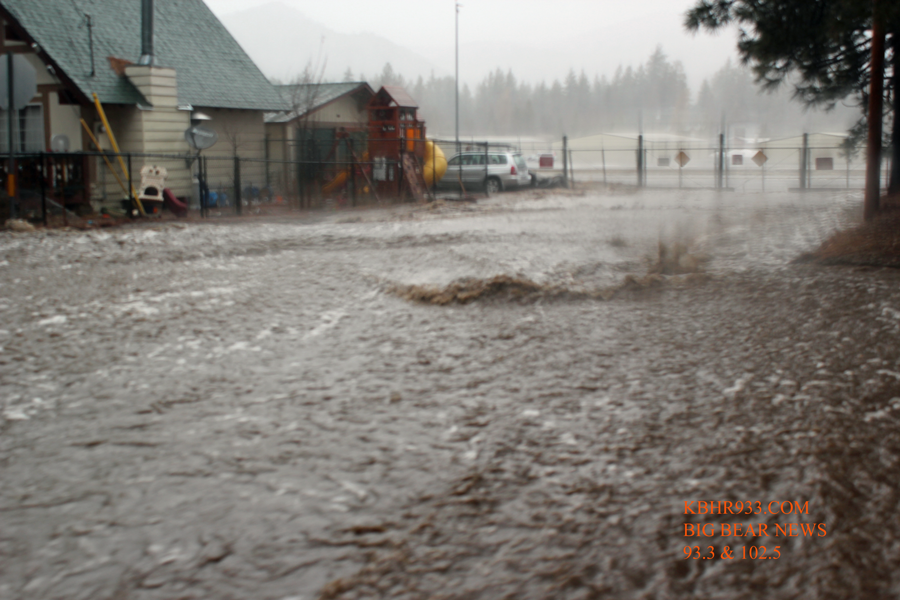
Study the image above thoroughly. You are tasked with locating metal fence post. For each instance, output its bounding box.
[7,52,15,220]
[198,154,205,218]
[569,149,575,187]
[601,144,607,185]
[39,152,47,226]
[350,140,357,207]
[644,147,648,186]
[636,135,642,187]
[717,134,724,189]
[203,156,209,217]
[800,133,808,190]
[234,155,241,215]
[127,152,133,217]
[484,141,489,195]
[562,135,569,188]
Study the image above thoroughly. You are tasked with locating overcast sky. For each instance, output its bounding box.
[205,0,716,47]
[203,0,741,88]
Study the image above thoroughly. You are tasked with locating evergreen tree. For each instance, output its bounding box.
[685,0,900,212]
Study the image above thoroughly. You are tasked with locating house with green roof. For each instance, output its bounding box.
[0,0,288,208]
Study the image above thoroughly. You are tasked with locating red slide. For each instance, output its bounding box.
[163,188,187,217]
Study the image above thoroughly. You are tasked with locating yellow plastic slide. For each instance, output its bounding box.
[322,170,349,194]
[423,140,447,185]
[323,142,446,194]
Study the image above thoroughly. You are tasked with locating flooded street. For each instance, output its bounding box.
[2,188,900,599]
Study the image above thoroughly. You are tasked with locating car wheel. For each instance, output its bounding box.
[485,177,502,195]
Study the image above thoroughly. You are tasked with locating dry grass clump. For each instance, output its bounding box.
[804,205,900,268]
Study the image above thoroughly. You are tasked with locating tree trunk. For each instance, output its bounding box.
[890,30,900,195]
[865,7,886,221]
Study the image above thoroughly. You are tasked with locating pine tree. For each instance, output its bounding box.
[685,0,900,215]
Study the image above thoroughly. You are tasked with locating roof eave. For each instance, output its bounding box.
[0,4,94,106]
[274,82,374,124]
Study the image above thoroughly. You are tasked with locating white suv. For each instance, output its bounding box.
[438,150,532,193]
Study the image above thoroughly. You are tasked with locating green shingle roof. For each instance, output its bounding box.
[0,0,288,110]
[265,82,373,123]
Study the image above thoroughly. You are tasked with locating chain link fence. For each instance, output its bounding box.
[0,134,887,223]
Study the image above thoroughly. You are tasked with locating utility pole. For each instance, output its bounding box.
[455,2,461,198]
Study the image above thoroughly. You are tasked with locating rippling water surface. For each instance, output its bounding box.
[3,188,900,599]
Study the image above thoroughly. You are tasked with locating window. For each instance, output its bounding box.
[732,154,743,166]
[658,157,670,167]
[816,157,834,171]
[447,156,460,167]
[0,105,44,152]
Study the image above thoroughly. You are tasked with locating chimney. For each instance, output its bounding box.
[138,0,156,66]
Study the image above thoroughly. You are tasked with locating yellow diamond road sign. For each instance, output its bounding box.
[675,151,690,167]
[753,151,768,166]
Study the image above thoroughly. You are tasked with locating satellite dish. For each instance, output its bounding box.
[51,134,70,152]
[184,125,218,150]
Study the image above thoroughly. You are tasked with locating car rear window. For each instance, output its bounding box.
[514,155,527,170]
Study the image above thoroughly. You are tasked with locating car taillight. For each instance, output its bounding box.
[511,165,517,175]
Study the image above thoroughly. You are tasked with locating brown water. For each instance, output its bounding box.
[2,188,899,599]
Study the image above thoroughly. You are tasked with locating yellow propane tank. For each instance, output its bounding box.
[423,140,447,186]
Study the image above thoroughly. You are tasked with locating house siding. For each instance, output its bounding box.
[47,92,83,150]
[264,122,293,196]
[263,91,370,198]
[193,107,267,205]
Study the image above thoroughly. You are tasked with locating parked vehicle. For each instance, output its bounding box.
[437,150,532,193]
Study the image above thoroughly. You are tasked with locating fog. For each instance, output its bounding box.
[210,0,859,141]
[207,0,741,90]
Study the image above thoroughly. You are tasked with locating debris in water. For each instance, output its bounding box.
[391,275,548,305]
[5,219,35,232]
[390,273,671,305]
[649,241,709,275]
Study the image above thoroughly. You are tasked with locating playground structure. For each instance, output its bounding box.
[333,87,445,200]
[423,140,447,189]
[298,86,447,205]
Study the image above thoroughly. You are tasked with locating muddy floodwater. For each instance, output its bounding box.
[2,188,900,600]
